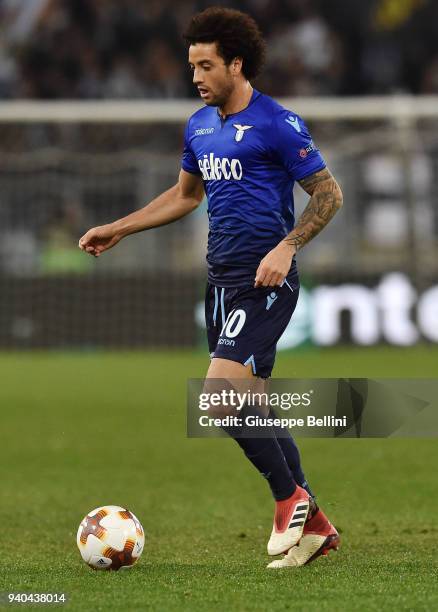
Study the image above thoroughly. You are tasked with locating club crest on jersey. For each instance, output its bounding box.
[233,124,253,142]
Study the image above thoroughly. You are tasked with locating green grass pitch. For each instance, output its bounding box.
[0,346,437,611]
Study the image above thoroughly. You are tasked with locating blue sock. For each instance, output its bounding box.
[223,405,296,501]
[268,408,316,500]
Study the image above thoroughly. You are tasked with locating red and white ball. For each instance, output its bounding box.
[77,505,145,570]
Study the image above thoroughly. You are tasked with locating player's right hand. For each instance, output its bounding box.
[78,224,122,257]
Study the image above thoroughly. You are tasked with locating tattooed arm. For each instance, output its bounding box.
[254,168,343,287]
[284,168,343,252]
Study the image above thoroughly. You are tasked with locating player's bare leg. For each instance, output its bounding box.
[206,357,256,380]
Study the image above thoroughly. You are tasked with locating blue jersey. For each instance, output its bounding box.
[181,89,326,287]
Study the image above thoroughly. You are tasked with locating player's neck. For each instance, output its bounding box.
[218,81,253,119]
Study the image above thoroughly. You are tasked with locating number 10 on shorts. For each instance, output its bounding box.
[221,309,247,338]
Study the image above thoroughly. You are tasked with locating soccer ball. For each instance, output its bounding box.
[77,505,145,570]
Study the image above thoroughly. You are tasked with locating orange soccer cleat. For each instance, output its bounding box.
[267,485,310,556]
[267,507,340,568]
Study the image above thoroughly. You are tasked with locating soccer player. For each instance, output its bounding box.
[79,7,343,568]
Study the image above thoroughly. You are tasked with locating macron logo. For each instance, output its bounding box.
[285,116,301,133]
[266,292,278,311]
[195,127,215,136]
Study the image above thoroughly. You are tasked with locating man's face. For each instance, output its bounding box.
[188,42,236,107]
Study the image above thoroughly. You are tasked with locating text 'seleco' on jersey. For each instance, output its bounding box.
[181,89,326,287]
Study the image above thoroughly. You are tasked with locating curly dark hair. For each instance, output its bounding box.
[183,7,266,81]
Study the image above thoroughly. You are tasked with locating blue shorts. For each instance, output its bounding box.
[205,274,300,378]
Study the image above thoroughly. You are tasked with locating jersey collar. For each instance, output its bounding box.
[216,88,261,121]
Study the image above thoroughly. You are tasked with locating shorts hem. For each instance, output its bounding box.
[211,351,272,378]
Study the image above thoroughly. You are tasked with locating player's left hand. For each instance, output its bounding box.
[254,241,295,287]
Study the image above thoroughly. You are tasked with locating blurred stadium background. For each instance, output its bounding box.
[0,0,437,351]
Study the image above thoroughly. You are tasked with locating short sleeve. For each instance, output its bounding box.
[270,110,326,181]
[181,120,201,175]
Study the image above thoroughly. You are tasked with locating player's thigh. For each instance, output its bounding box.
[206,357,254,379]
[203,357,267,417]
[204,358,256,402]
